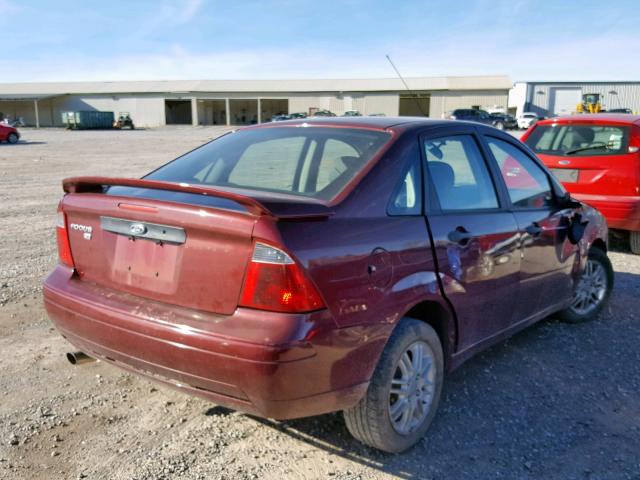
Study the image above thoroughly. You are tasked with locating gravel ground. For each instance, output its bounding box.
[0,127,639,480]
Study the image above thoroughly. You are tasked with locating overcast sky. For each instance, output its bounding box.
[2,0,639,83]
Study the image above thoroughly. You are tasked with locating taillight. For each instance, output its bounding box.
[239,242,324,313]
[56,211,75,268]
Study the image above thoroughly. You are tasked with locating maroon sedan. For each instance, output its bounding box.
[0,123,20,144]
[44,117,613,452]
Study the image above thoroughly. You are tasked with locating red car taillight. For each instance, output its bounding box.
[56,211,75,268]
[239,242,324,313]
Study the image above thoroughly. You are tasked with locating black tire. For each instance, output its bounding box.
[7,132,18,144]
[494,121,505,130]
[630,231,640,255]
[343,318,444,453]
[557,247,613,323]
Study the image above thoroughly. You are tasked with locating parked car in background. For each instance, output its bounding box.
[45,117,612,453]
[0,124,20,144]
[448,109,516,130]
[289,112,307,119]
[311,109,336,117]
[270,114,291,122]
[517,112,540,129]
[522,114,640,253]
[342,110,362,116]
[490,112,518,130]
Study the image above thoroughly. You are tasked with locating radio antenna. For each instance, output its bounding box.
[385,54,427,117]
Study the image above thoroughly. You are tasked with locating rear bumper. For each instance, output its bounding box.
[43,266,376,419]
[572,193,640,231]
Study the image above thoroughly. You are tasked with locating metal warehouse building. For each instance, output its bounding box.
[509,81,640,118]
[0,76,511,128]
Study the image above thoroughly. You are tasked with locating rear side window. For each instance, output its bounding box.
[388,155,422,215]
[146,127,390,201]
[424,135,499,211]
[487,137,553,209]
[525,124,629,156]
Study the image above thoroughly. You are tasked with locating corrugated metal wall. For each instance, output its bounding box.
[362,94,399,116]
[51,95,167,128]
[0,100,41,126]
[525,83,640,116]
[0,95,167,127]
[1,89,512,127]
[288,93,398,116]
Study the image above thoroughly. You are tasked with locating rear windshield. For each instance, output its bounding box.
[525,124,629,157]
[145,127,390,201]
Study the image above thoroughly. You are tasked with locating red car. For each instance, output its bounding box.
[0,124,20,144]
[44,118,612,452]
[523,114,640,253]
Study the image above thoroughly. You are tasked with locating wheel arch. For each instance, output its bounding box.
[403,299,456,370]
[591,237,607,253]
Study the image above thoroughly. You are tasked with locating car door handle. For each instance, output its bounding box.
[448,227,472,245]
[525,223,543,237]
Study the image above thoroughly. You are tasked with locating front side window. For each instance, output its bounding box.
[524,124,629,156]
[424,135,499,211]
[146,127,391,201]
[487,137,553,209]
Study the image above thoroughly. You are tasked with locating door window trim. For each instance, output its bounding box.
[480,133,561,212]
[418,129,507,215]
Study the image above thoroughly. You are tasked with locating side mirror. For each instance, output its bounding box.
[568,212,589,244]
[557,192,582,210]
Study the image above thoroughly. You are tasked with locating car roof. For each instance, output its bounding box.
[538,113,640,126]
[245,116,461,131]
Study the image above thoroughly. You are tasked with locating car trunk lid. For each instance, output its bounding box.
[60,177,332,315]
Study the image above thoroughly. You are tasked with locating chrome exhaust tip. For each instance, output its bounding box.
[66,351,95,365]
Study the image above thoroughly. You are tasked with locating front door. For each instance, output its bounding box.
[482,135,578,321]
[421,127,521,351]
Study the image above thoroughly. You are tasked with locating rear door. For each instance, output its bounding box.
[482,134,578,321]
[421,126,521,350]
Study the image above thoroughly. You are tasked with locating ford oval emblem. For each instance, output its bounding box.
[559,160,571,165]
[129,223,147,235]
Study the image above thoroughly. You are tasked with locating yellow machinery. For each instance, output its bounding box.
[576,93,602,113]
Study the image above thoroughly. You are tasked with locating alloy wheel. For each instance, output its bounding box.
[570,258,607,316]
[388,340,436,435]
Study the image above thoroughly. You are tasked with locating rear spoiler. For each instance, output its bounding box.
[62,176,334,220]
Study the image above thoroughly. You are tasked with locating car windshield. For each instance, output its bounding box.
[524,124,629,156]
[145,127,391,201]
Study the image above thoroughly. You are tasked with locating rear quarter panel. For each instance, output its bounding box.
[276,131,456,381]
